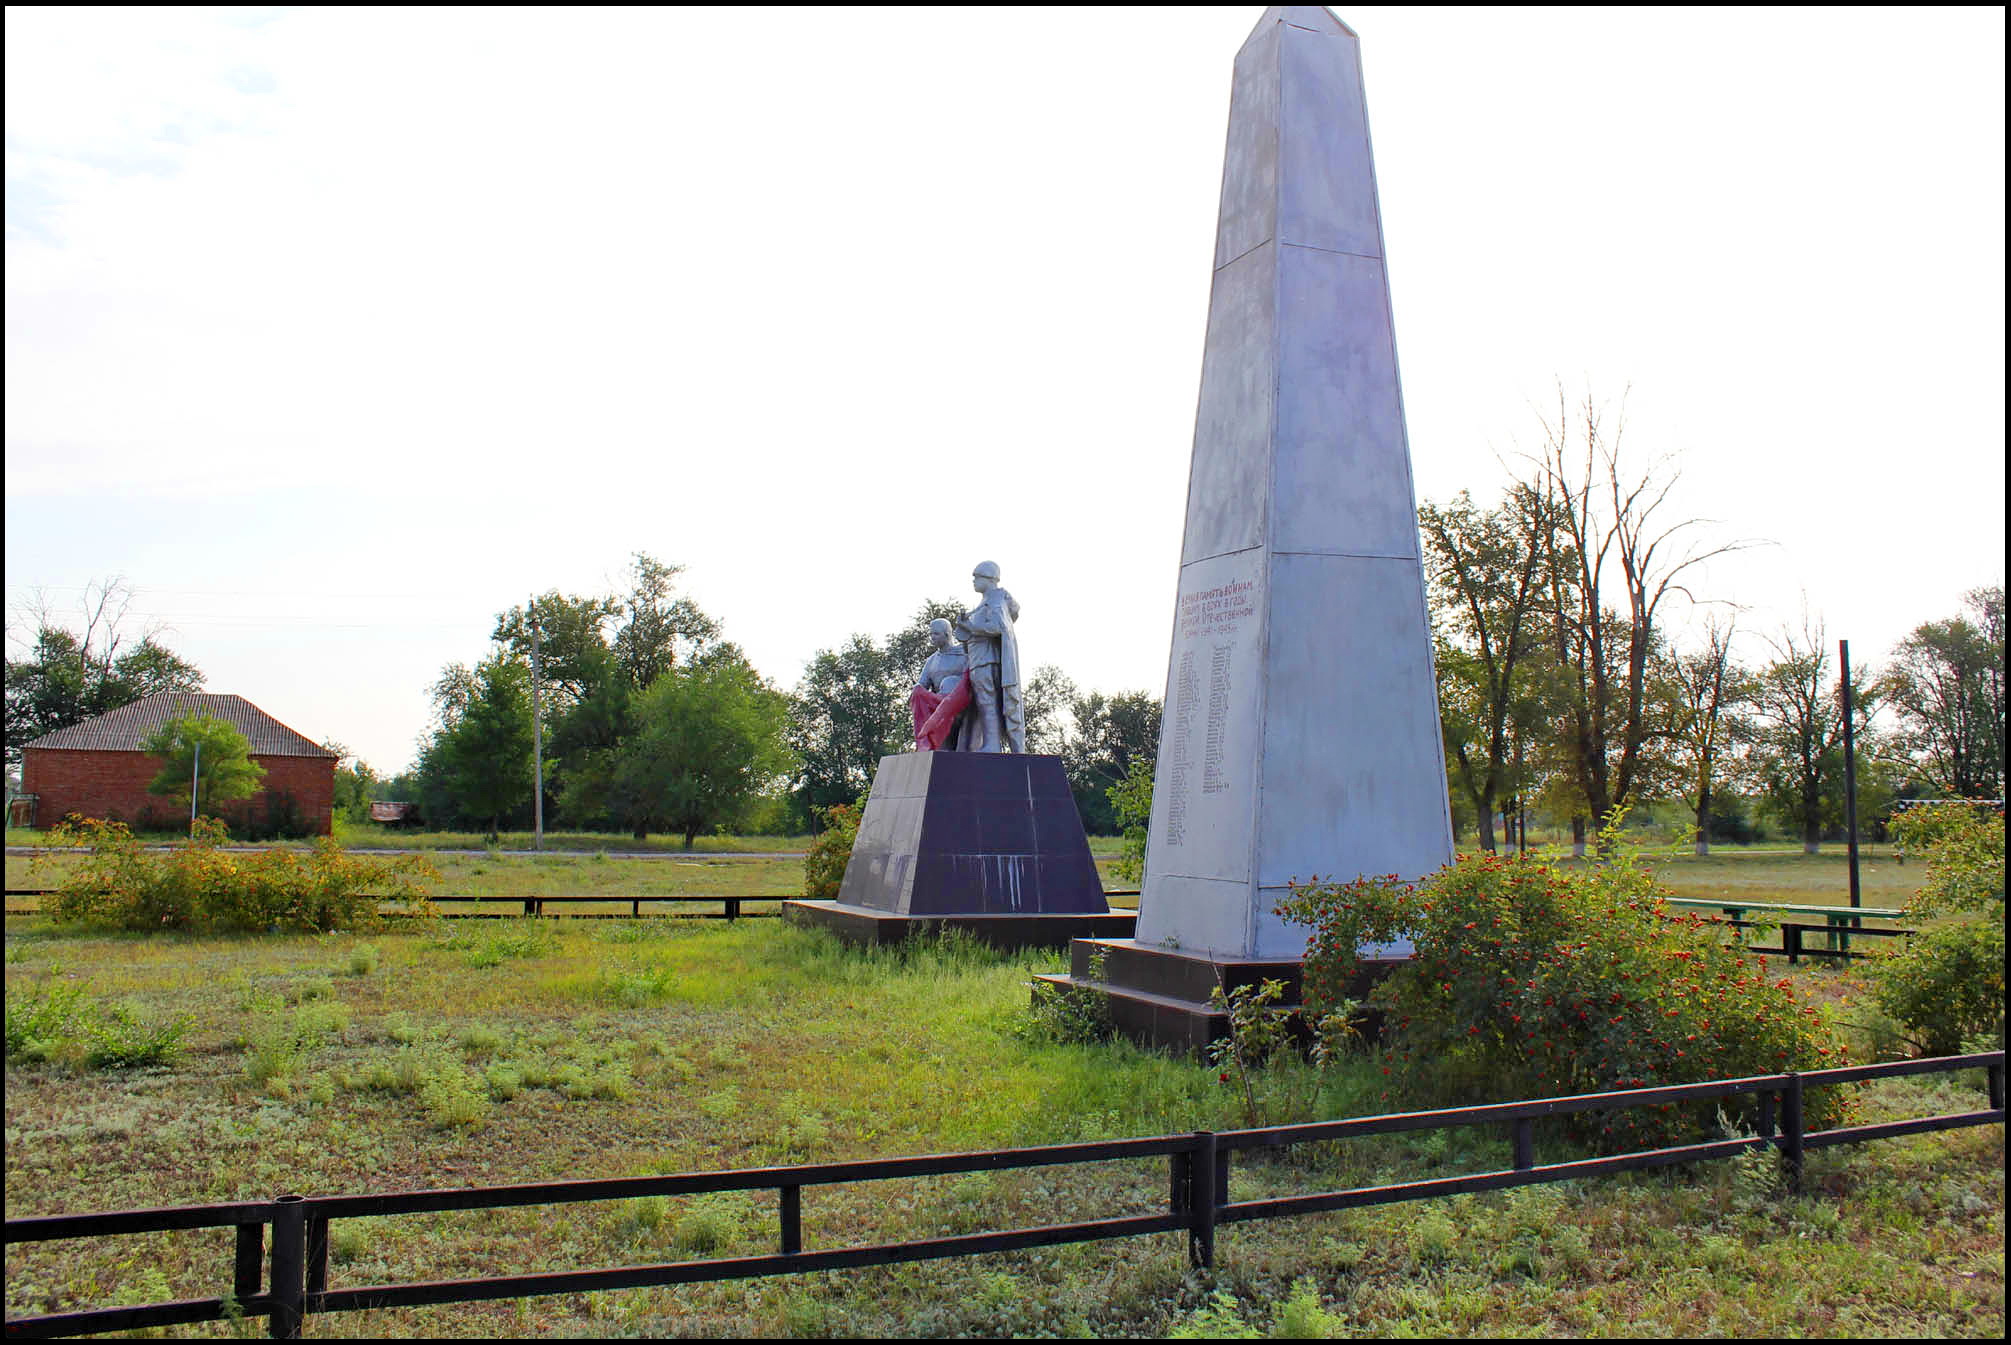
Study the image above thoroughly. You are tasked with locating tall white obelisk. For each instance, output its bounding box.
[1133,5,1452,961]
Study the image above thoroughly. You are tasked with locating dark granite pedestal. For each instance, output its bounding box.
[1033,938,1400,1056]
[783,751,1135,952]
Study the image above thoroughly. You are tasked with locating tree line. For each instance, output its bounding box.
[7,406,2000,849]
[1422,391,2004,854]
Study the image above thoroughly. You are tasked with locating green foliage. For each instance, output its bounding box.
[673,1192,752,1255]
[1880,586,2004,798]
[562,646,794,846]
[1208,977,1292,1128]
[800,799,862,902]
[1021,946,1112,1045]
[1872,803,2006,1056]
[243,999,350,1088]
[139,714,266,817]
[4,581,203,769]
[1870,922,2006,1056]
[1106,755,1153,884]
[419,1061,491,1129]
[81,1002,193,1069]
[1891,802,2005,916]
[5,978,88,1061]
[1061,689,1161,834]
[1277,816,1854,1148]
[40,816,436,932]
[417,652,539,839]
[347,943,380,976]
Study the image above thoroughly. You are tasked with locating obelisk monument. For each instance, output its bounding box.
[1045,6,1451,1047]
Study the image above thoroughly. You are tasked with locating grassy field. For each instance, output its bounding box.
[3,891,2003,1337]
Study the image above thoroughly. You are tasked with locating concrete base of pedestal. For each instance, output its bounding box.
[1034,937,1401,1056]
[784,900,1135,951]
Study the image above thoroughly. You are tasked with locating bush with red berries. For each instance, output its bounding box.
[1276,833,1854,1149]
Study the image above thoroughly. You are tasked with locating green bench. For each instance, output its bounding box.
[1661,897,1909,957]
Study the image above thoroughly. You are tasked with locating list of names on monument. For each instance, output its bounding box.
[1203,643,1233,794]
[1166,649,1200,847]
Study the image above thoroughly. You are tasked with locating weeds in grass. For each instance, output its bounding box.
[674,1192,753,1254]
[5,978,88,1061]
[1020,945,1111,1044]
[464,928,556,969]
[81,1003,194,1069]
[346,944,379,976]
[292,975,336,1002]
[458,1024,504,1057]
[243,999,350,1088]
[418,1062,490,1129]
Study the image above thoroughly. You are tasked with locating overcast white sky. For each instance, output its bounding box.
[6,6,2005,776]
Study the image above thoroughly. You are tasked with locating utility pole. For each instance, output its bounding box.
[531,596,544,852]
[1840,638,1861,925]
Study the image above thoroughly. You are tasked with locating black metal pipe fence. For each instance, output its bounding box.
[5,1052,2000,1340]
[2,892,1146,920]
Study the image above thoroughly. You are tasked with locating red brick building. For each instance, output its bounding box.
[19,693,338,837]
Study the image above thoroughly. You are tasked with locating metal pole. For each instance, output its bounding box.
[190,739,201,835]
[268,1194,307,1339]
[1189,1131,1218,1270]
[531,596,543,852]
[1840,640,1861,924]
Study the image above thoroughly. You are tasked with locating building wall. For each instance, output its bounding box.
[21,749,336,836]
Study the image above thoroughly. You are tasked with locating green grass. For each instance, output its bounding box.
[2,907,2001,1338]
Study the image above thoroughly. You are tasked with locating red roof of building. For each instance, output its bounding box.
[23,693,336,759]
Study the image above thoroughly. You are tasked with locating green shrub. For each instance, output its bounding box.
[1106,756,1153,885]
[1891,802,2005,916]
[1277,818,1853,1148]
[1869,921,2006,1055]
[673,1192,751,1255]
[1020,946,1112,1045]
[346,944,380,976]
[419,1063,490,1129]
[6,978,88,1061]
[465,928,554,968]
[82,1003,194,1069]
[800,800,862,902]
[40,817,437,933]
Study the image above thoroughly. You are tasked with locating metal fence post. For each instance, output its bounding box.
[305,1215,329,1299]
[1189,1131,1218,1271]
[779,1186,802,1256]
[1988,1060,2004,1112]
[1513,1117,1534,1170]
[268,1195,307,1339]
[233,1223,264,1302]
[1781,1074,1805,1195]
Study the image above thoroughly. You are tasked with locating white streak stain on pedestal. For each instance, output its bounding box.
[1135,5,1452,961]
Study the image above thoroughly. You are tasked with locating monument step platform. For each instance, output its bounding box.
[1031,970,1303,1057]
[784,900,1135,952]
[1067,937,1305,1005]
[1049,937,1403,1055]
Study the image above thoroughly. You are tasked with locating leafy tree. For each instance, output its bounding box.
[1022,664,1079,757]
[6,576,204,769]
[789,634,905,823]
[1420,487,1557,851]
[1524,387,1751,843]
[563,646,793,846]
[1063,689,1161,834]
[1107,756,1153,884]
[1749,616,1880,853]
[786,600,961,827]
[417,653,538,839]
[140,715,266,821]
[1659,617,1756,853]
[323,740,379,825]
[1880,585,2005,799]
[614,553,720,690]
